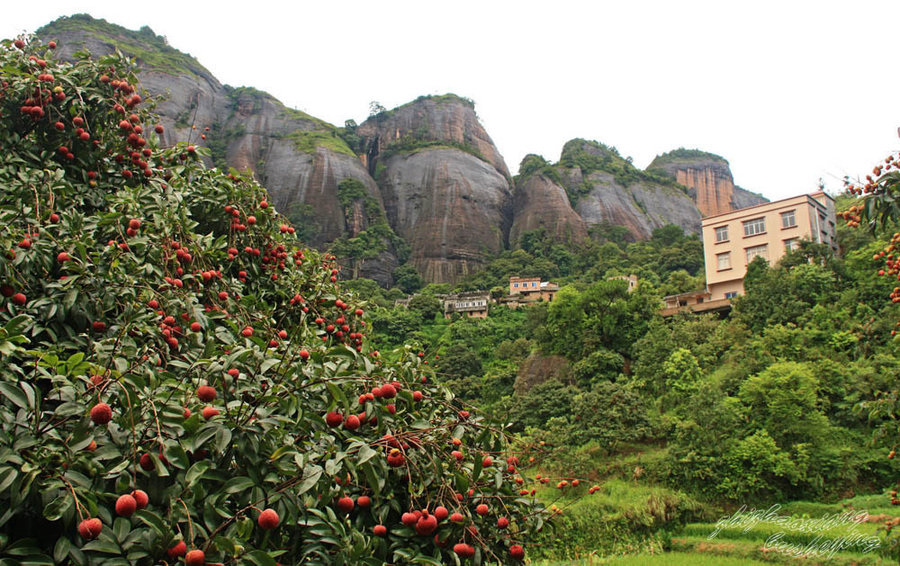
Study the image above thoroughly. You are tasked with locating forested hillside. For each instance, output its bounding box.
[5,22,900,566]
[354,193,900,560]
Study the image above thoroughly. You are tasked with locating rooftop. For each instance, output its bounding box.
[701,191,833,223]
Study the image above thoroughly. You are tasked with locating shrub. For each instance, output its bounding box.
[0,36,545,564]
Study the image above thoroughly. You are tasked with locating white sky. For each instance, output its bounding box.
[4,1,900,202]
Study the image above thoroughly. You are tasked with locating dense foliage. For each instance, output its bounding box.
[364,193,900,519]
[0,37,547,565]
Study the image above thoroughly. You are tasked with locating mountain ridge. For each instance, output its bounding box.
[34,14,769,284]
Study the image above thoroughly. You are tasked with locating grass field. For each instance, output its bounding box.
[531,471,897,565]
[529,443,900,565]
[531,552,776,565]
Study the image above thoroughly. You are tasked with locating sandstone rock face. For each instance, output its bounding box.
[570,170,701,239]
[510,174,588,246]
[218,91,379,243]
[553,140,702,239]
[357,95,510,179]
[648,150,768,216]
[358,96,515,283]
[732,185,769,211]
[36,16,776,287]
[379,149,511,283]
[38,16,398,286]
[675,165,734,217]
[514,354,572,395]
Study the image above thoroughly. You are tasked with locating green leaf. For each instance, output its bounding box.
[0,467,18,492]
[259,358,279,375]
[362,462,382,498]
[0,383,28,409]
[185,460,211,488]
[356,444,376,465]
[4,539,42,556]
[133,510,167,537]
[18,381,35,409]
[215,426,232,453]
[65,352,85,370]
[472,455,483,483]
[297,464,323,496]
[42,494,72,521]
[223,476,254,494]
[112,517,130,542]
[269,445,296,462]
[454,471,469,494]
[326,382,349,411]
[81,539,122,554]
[63,288,78,309]
[243,550,279,566]
[54,402,84,417]
[53,537,71,563]
[192,424,218,450]
[18,555,55,566]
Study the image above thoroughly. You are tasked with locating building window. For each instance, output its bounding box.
[745,244,768,263]
[514,283,518,288]
[715,226,728,242]
[717,252,731,270]
[784,238,799,252]
[743,217,766,237]
[781,210,797,228]
[532,282,536,287]
[725,291,739,299]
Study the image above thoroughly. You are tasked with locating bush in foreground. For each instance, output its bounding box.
[0,36,545,565]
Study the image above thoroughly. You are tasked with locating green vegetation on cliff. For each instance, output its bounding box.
[645,147,731,181]
[649,147,729,166]
[37,14,207,76]
[555,139,690,206]
[370,93,476,122]
[287,129,357,157]
[329,179,409,276]
[515,154,563,185]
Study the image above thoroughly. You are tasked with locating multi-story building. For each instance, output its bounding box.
[442,292,490,319]
[503,277,559,308]
[701,191,837,301]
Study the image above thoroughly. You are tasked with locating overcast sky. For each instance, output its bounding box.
[4,1,900,202]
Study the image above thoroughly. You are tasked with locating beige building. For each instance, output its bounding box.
[701,191,837,301]
[503,277,559,308]
[443,292,490,319]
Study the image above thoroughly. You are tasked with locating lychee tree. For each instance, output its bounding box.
[841,155,900,560]
[0,36,547,565]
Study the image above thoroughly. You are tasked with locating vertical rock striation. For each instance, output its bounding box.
[378,149,511,283]
[357,95,514,283]
[509,173,588,247]
[647,149,768,217]
[35,16,773,286]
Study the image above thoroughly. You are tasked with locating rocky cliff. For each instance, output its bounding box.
[731,185,770,210]
[510,172,588,246]
[647,149,768,217]
[34,15,775,286]
[377,149,511,283]
[37,15,398,284]
[548,140,702,240]
[357,96,514,283]
[356,95,510,179]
